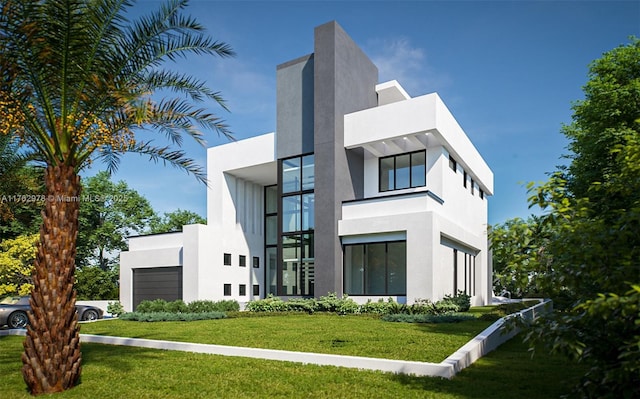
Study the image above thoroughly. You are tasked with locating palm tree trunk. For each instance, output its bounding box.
[22,164,82,395]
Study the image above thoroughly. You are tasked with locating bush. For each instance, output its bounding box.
[284,298,316,314]
[188,299,239,313]
[315,292,359,314]
[245,295,288,312]
[135,299,169,313]
[441,291,471,312]
[359,298,393,315]
[134,299,240,314]
[165,299,188,313]
[382,313,476,323]
[120,311,227,322]
[247,293,359,315]
[107,301,125,317]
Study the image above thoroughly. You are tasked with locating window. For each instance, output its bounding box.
[223,284,231,296]
[449,155,457,171]
[253,256,260,268]
[344,241,406,295]
[239,255,246,267]
[471,179,475,195]
[281,233,314,296]
[239,284,246,296]
[266,247,277,296]
[452,247,476,296]
[253,284,260,296]
[463,171,468,188]
[264,185,279,296]
[480,189,485,199]
[277,154,315,297]
[223,253,231,266]
[379,151,426,192]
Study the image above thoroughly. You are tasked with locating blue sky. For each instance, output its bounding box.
[86,0,639,225]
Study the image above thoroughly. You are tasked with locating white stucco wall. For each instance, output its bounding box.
[344,91,493,196]
[119,231,185,312]
[341,87,492,305]
[204,133,277,301]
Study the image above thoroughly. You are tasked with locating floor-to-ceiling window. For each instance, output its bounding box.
[264,185,278,296]
[344,241,406,296]
[278,154,314,296]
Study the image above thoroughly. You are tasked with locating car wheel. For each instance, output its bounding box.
[82,309,99,321]
[8,311,29,329]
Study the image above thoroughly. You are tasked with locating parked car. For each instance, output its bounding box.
[0,296,103,329]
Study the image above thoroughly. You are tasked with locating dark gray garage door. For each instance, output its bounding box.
[133,267,183,310]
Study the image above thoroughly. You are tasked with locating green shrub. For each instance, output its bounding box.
[381,313,476,323]
[359,298,392,314]
[247,293,359,315]
[120,311,227,322]
[135,299,169,313]
[245,295,287,312]
[216,299,241,312]
[336,295,360,315]
[431,301,461,314]
[107,301,125,317]
[165,299,189,313]
[187,299,240,313]
[134,299,240,314]
[315,292,359,314]
[284,298,316,314]
[441,291,471,312]
[406,298,433,315]
[315,292,341,312]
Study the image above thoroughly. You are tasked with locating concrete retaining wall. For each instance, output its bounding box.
[0,299,551,378]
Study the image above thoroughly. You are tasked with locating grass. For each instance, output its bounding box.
[0,334,586,399]
[78,313,494,362]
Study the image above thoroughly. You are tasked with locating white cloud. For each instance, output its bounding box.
[367,37,450,96]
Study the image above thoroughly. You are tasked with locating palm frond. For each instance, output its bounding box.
[108,140,208,186]
[140,69,229,108]
[2,0,233,183]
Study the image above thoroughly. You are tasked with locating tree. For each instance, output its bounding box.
[74,266,118,300]
[0,234,38,297]
[0,135,44,240]
[0,0,233,394]
[77,171,154,270]
[150,208,206,233]
[489,216,552,299]
[526,38,640,398]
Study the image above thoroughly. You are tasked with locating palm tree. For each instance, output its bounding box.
[0,0,233,394]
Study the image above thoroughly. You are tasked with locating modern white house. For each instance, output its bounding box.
[119,21,494,312]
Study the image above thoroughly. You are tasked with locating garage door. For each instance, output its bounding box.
[133,267,183,310]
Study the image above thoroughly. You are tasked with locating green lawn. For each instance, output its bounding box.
[78,313,494,362]
[0,333,585,399]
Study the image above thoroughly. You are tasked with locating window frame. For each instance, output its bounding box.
[449,155,457,172]
[239,255,246,267]
[343,240,407,296]
[379,150,426,192]
[223,284,231,296]
[223,253,232,266]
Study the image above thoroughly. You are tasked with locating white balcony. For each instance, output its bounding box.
[344,92,493,196]
[341,190,443,221]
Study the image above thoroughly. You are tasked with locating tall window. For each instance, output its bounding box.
[276,154,315,296]
[344,241,406,296]
[452,248,476,296]
[379,150,426,192]
[264,185,278,295]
